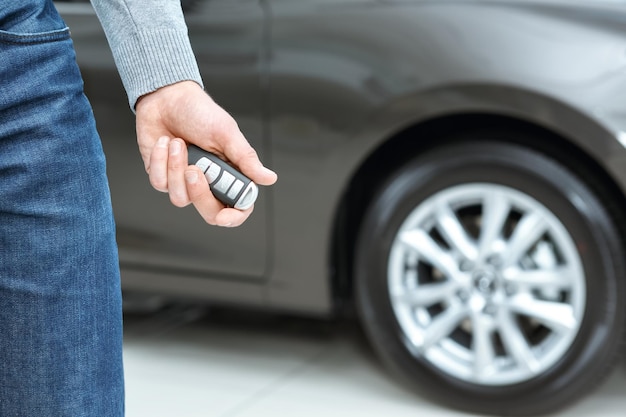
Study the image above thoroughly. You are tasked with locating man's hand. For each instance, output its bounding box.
[135,81,277,227]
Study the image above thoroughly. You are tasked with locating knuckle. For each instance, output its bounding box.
[149,175,167,192]
[199,209,218,225]
[168,187,190,207]
[167,159,185,172]
[169,194,190,208]
[243,147,259,160]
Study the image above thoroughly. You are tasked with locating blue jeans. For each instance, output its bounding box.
[0,1,124,415]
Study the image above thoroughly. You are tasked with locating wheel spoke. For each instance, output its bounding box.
[472,312,495,380]
[508,293,577,333]
[479,190,511,259]
[392,281,458,307]
[435,201,478,260]
[421,303,469,350]
[498,310,540,372]
[504,212,548,266]
[504,266,574,290]
[398,229,459,278]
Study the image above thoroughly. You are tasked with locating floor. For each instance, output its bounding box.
[122,303,626,417]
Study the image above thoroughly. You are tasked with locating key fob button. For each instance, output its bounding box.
[214,171,235,194]
[206,164,222,183]
[195,157,212,174]
[227,180,244,200]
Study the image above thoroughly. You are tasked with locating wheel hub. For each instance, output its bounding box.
[473,269,498,295]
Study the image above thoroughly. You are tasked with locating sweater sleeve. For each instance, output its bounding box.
[89,0,204,110]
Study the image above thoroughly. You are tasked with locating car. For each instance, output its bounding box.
[56,1,626,415]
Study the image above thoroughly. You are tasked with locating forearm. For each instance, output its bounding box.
[90,0,203,110]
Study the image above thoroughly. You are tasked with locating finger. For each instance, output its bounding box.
[215,207,253,228]
[184,166,223,225]
[220,134,278,187]
[184,166,253,227]
[235,149,278,187]
[167,138,191,207]
[148,136,170,192]
[195,109,276,186]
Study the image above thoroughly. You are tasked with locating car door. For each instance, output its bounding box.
[56,0,270,280]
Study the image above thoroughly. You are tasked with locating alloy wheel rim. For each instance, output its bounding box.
[387,183,586,385]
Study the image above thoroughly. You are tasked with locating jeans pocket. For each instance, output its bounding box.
[0,26,70,44]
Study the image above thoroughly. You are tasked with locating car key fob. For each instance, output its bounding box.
[187,144,258,210]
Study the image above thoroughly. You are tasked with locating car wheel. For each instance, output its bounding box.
[355,138,625,416]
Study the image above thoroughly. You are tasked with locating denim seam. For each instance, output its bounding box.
[0,27,70,45]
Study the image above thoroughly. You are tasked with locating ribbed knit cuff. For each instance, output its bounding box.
[112,29,204,110]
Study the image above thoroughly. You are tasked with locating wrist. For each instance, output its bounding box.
[136,80,204,112]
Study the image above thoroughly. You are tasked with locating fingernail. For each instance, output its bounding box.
[157,136,169,148]
[170,140,181,155]
[185,170,198,184]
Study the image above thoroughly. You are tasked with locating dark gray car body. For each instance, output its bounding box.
[57,0,626,316]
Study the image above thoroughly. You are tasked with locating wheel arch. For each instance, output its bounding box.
[330,112,626,310]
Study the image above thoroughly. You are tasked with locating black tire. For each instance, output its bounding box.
[355,138,625,416]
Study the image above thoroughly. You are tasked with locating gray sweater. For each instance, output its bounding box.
[90,0,204,109]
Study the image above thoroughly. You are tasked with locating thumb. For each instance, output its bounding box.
[232,148,278,187]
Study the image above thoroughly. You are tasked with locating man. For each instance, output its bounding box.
[0,1,277,415]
